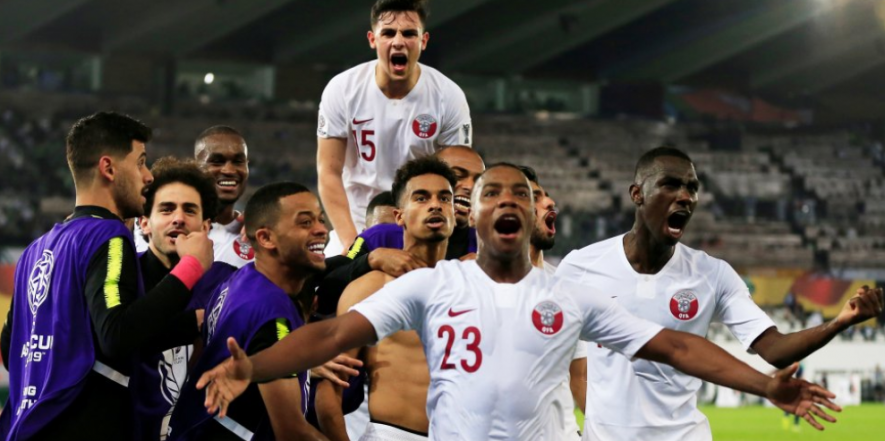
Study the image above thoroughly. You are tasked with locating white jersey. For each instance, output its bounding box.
[317,60,472,233]
[134,218,253,268]
[556,235,776,441]
[351,260,662,441]
[543,260,585,440]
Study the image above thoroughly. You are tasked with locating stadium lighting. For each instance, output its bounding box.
[204,73,215,85]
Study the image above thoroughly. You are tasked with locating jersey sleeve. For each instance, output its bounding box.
[317,76,349,139]
[571,339,587,360]
[714,260,776,351]
[436,82,472,147]
[348,268,429,340]
[569,282,663,361]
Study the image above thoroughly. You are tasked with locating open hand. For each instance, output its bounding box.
[766,363,841,430]
[197,337,252,418]
[310,354,363,388]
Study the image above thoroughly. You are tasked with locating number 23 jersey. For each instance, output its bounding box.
[317,60,472,231]
[351,260,662,441]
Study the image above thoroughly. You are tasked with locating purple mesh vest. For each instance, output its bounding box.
[167,263,308,441]
[0,216,135,441]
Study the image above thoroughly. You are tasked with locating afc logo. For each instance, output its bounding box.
[531,301,564,335]
[28,250,54,316]
[669,290,699,321]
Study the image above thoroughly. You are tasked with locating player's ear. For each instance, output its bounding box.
[394,208,404,227]
[139,216,151,237]
[254,227,275,251]
[98,155,115,182]
[629,183,643,206]
[367,30,376,49]
[421,31,429,50]
[201,218,211,232]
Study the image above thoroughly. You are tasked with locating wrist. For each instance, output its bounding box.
[171,255,205,290]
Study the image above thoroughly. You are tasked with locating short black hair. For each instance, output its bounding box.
[194,125,244,156]
[367,191,396,218]
[371,0,429,29]
[391,156,457,208]
[634,146,694,182]
[245,182,311,241]
[66,111,152,183]
[143,156,219,221]
[517,165,540,186]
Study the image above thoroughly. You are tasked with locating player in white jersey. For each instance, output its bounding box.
[317,0,471,256]
[198,164,840,441]
[521,164,585,439]
[556,146,883,441]
[136,126,254,268]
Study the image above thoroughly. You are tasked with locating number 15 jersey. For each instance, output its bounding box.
[317,60,472,231]
[351,260,663,441]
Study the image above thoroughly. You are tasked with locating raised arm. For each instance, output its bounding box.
[318,137,357,251]
[751,286,883,368]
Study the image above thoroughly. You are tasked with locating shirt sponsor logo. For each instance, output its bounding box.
[412,114,438,139]
[670,290,699,321]
[532,300,563,335]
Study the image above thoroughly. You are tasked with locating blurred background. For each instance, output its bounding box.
[0,0,883,436]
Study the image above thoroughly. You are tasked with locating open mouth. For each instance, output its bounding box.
[454,195,471,215]
[425,215,446,229]
[391,54,408,73]
[543,210,557,235]
[167,230,186,243]
[494,214,522,239]
[666,211,691,238]
[308,243,325,256]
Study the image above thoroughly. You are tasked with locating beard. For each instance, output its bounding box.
[530,228,555,251]
[113,173,144,219]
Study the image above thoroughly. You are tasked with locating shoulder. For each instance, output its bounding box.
[359,223,404,245]
[339,270,389,313]
[559,235,622,272]
[420,64,466,98]
[324,61,374,94]
[676,242,727,275]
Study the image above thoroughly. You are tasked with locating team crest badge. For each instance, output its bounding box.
[531,301,564,335]
[670,290,699,321]
[28,250,54,316]
[207,288,229,343]
[233,238,254,260]
[412,114,438,139]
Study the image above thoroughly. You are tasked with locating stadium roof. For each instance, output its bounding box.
[2,0,884,109]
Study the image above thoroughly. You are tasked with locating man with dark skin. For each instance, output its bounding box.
[557,146,884,440]
[197,164,840,441]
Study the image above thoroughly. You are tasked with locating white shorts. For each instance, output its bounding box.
[359,421,428,441]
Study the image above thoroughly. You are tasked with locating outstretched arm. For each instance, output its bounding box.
[752,286,883,368]
[198,312,376,417]
[637,329,840,430]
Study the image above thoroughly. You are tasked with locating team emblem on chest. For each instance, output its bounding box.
[531,301,564,335]
[412,114,438,139]
[233,237,254,260]
[670,290,699,321]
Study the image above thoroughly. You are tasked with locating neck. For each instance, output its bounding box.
[529,244,544,269]
[376,63,420,99]
[148,244,178,269]
[475,245,533,284]
[254,254,308,295]
[215,204,237,225]
[75,184,123,219]
[624,224,674,274]
[403,236,448,268]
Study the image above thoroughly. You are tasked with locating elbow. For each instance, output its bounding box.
[761,353,793,370]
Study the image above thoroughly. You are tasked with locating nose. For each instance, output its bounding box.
[220,160,236,175]
[171,209,186,226]
[313,219,329,238]
[143,167,154,185]
[496,190,518,208]
[392,31,405,47]
[675,186,694,207]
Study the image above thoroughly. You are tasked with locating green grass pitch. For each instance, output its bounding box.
[702,404,884,441]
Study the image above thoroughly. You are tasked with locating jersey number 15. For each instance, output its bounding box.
[438,325,482,372]
[352,129,376,162]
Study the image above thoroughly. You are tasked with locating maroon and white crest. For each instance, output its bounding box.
[233,238,254,260]
[532,301,564,335]
[412,114,438,139]
[669,290,699,321]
